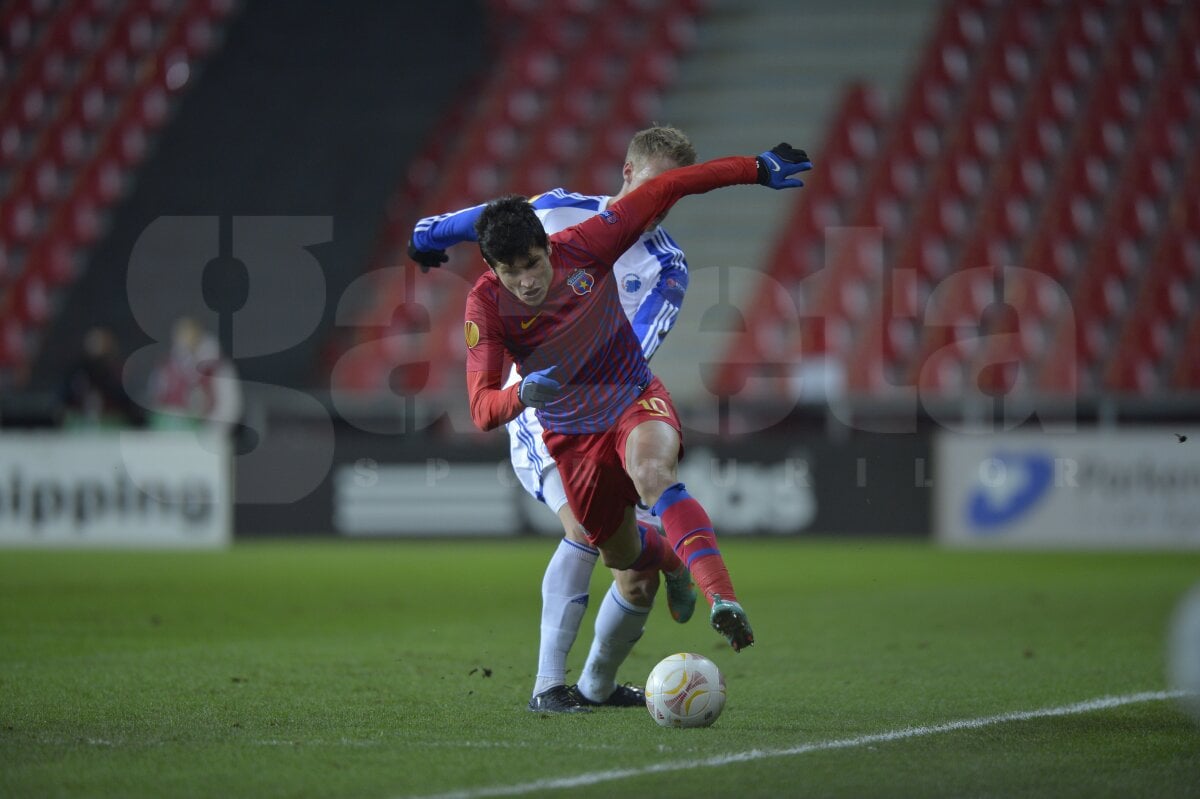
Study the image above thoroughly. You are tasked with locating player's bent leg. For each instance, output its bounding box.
[622,419,681,509]
[600,512,696,625]
[618,522,695,624]
[635,508,695,624]
[626,421,751,650]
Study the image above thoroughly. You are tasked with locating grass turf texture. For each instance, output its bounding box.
[2,539,1198,798]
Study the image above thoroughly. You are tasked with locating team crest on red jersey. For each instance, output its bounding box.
[567,269,594,295]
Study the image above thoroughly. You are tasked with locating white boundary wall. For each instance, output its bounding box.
[0,431,232,548]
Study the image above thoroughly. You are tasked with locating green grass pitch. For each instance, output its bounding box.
[2,538,1199,798]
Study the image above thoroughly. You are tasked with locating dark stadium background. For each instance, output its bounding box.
[1,0,1197,544]
[3,4,1200,797]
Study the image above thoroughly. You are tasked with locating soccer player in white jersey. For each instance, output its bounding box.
[409,127,699,713]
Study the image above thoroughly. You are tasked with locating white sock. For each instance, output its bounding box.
[577,583,652,703]
[533,539,598,697]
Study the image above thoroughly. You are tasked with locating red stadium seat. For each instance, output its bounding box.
[79,155,125,205]
[44,121,87,167]
[11,84,48,130]
[0,0,239,387]
[10,271,49,325]
[626,48,678,91]
[67,83,109,130]
[1170,314,1200,389]
[0,316,28,369]
[42,4,103,59]
[0,197,38,244]
[1105,352,1157,394]
[1145,271,1189,322]
[25,154,64,203]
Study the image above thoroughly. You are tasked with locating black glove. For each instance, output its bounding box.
[407,239,449,273]
[756,143,813,189]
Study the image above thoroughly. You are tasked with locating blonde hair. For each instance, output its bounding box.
[627,125,697,168]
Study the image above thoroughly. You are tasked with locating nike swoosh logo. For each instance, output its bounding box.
[520,313,542,330]
[765,154,781,172]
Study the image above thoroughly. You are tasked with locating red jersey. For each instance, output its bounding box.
[465,156,758,434]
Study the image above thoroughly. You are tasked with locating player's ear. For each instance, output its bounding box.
[546,242,553,259]
[622,161,634,187]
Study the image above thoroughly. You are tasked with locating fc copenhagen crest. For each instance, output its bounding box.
[464,320,480,348]
[567,269,594,296]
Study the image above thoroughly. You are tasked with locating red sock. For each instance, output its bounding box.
[653,484,736,604]
[628,522,683,574]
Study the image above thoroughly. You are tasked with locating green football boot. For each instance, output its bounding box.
[710,594,754,652]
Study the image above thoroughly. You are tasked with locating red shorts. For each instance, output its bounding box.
[542,377,682,546]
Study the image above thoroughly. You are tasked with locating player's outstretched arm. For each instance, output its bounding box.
[408,202,488,271]
[410,190,593,271]
[566,145,813,269]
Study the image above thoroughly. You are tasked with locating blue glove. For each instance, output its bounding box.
[756,143,813,189]
[519,366,562,409]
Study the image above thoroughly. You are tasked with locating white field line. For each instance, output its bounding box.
[247,738,625,752]
[405,690,1187,799]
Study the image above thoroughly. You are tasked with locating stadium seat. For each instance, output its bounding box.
[0,197,37,244]
[1105,351,1158,394]
[340,0,1200,403]
[1171,313,1200,389]
[0,0,237,386]
[333,0,710,391]
[0,316,27,369]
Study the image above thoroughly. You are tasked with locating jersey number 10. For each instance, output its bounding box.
[637,397,671,418]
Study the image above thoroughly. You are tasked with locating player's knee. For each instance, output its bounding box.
[628,457,677,505]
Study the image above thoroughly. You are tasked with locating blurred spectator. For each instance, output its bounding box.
[147,317,242,434]
[60,327,145,429]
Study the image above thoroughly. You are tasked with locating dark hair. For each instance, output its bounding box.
[475,195,548,269]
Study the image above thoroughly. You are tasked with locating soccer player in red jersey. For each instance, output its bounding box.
[464,144,812,655]
[413,127,700,714]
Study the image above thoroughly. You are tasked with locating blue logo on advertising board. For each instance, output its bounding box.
[966,451,1054,534]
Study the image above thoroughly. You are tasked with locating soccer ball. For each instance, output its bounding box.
[644,652,726,728]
